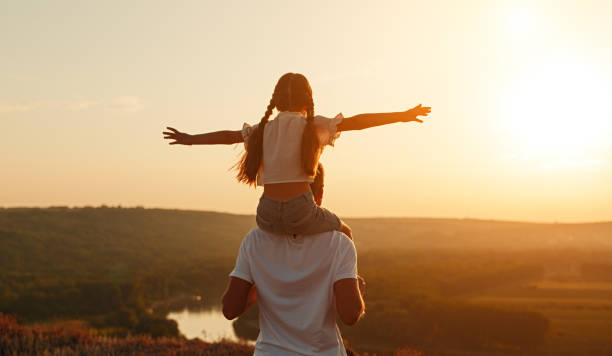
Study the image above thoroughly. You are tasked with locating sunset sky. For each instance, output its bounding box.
[2,1,611,222]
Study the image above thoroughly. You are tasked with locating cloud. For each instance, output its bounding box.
[0,101,42,113]
[65,100,99,111]
[1,97,143,113]
[108,96,143,112]
[0,100,100,113]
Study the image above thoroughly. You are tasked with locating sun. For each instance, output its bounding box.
[499,56,611,167]
[497,4,612,168]
[505,7,533,38]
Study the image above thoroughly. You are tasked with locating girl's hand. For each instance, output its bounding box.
[163,127,193,145]
[402,104,431,123]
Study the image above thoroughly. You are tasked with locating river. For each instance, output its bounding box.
[167,305,254,344]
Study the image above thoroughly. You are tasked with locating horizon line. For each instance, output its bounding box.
[2,204,611,225]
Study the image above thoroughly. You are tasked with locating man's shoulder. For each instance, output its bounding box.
[243,227,266,242]
[310,230,355,252]
[245,227,263,237]
[331,231,356,252]
[329,230,353,243]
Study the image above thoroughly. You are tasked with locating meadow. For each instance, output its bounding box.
[1,207,612,355]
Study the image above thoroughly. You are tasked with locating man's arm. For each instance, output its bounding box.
[163,127,244,145]
[221,277,257,320]
[336,104,431,132]
[334,277,365,325]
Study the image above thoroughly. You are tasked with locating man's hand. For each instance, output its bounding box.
[163,127,193,145]
[402,104,431,123]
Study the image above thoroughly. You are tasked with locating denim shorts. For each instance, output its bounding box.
[256,191,342,236]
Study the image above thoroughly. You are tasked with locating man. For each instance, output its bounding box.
[222,163,365,355]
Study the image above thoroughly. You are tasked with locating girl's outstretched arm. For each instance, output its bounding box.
[337,104,431,132]
[163,127,244,145]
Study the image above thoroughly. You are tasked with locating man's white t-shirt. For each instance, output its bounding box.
[230,228,358,356]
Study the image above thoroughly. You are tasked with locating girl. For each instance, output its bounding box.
[163,73,430,238]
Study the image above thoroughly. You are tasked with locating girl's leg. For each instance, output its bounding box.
[283,192,343,236]
[256,195,284,234]
[260,192,351,238]
[340,220,353,240]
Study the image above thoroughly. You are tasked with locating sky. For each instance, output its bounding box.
[1,0,611,222]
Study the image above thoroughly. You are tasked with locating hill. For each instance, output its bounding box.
[2,207,612,354]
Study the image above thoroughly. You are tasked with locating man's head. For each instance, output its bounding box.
[310,162,325,206]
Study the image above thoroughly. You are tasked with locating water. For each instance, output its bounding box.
[167,306,252,343]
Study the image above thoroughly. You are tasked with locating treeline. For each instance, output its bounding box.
[0,262,237,337]
[1,277,178,337]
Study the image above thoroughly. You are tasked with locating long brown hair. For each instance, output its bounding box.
[235,73,321,186]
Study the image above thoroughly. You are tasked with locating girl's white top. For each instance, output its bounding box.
[242,111,343,186]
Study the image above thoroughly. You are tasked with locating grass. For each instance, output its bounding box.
[0,313,254,356]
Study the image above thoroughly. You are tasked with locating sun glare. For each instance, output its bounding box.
[506,8,533,38]
[497,4,612,169]
[500,57,611,167]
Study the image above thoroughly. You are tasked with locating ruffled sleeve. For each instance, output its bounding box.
[241,122,259,149]
[313,113,343,147]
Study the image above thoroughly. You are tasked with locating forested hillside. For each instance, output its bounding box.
[2,207,612,355]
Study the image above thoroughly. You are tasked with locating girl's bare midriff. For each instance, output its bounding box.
[263,182,311,201]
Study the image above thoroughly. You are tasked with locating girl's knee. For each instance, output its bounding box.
[340,221,353,240]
